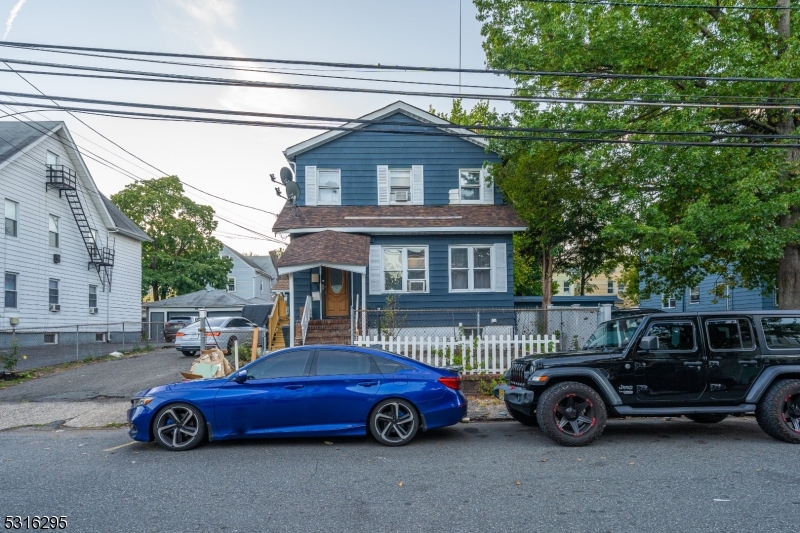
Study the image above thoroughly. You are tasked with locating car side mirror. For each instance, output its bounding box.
[233,370,248,384]
[639,336,659,351]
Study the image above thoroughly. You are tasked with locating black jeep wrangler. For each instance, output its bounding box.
[494,311,800,447]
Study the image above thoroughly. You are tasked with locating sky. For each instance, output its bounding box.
[0,0,513,255]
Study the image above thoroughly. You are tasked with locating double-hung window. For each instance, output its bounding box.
[690,286,700,304]
[459,169,482,202]
[89,285,97,309]
[607,280,615,294]
[49,279,59,305]
[46,151,59,167]
[563,280,571,295]
[317,169,341,205]
[227,277,236,292]
[5,199,17,237]
[5,273,17,308]
[450,246,493,292]
[662,295,676,309]
[389,168,412,203]
[48,215,59,247]
[382,247,427,292]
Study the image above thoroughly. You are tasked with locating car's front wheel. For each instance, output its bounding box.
[181,350,196,357]
[369,399,419,446]
[153,403,206,451]
[505,401,538,426]
[536,382,607,447]
[756,379,800,444]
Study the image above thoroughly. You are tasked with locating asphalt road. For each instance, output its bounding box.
[0,418,795,533]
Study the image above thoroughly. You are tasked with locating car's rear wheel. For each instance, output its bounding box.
[181,350,196,357]
[756,379,800,444]
[686,413,728,424]
[536,382,607,447]
[505,401,538,426]
[369,399,419,447]
[153,403,206,451]
[226,336,238,354]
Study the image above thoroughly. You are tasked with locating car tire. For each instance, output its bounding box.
[505,401,538,426]
[686,414,728,424]
[756,379,800,444]
[369,398,419,447]
[181,350,197,357]
[226,336,238,354]
[536,381,607,447]
[153,403,207,451]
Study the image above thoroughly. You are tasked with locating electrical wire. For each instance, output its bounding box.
[4,40,800,84]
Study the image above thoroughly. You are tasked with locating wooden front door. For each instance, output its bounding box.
[324,268,349,317]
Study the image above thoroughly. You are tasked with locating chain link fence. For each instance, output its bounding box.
[0,322,168,373]
[352,307,603,351]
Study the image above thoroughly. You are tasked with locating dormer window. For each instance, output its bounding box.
[389,168,412,203]
[459,170,481,201]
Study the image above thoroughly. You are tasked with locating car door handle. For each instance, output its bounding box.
[683,361,703,367]
[357,381,379,387]
[283,384,304,390]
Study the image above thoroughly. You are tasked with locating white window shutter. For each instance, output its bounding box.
[305,166,317,206]
[481,168,494,205]
[377,165,389,205]
[369,245,383,294]
[412,165,424,205]
[493,243,507,292]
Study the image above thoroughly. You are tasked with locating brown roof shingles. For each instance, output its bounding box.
[275,230,371,269]
[271,205,526,233]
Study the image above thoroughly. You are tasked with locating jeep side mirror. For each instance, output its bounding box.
[639,336,659,351]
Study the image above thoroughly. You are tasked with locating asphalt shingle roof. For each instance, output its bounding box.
[0,121,61,165]
[276,230,370,270]
[101,194,151,242]
[144,289,271,309]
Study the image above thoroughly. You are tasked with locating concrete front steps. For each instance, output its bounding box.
[295,318,351,346]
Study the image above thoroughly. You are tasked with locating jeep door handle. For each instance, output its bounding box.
[683,361,703,367]
[283,384,304,390]
[358,381,379,387]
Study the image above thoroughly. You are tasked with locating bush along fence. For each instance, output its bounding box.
[353,333,560,375]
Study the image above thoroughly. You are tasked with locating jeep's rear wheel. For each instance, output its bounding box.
[536,382,607,447]
[505,401,538,426]
[756,379,800,444]
[686,414,728,424]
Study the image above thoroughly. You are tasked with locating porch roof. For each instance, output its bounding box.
[275,230,370,275]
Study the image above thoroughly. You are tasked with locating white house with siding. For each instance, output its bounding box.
[0,120,149,338]
[219,244,274,301]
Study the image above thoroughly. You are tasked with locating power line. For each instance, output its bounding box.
[519,0,800,9]
[4,40,800,84]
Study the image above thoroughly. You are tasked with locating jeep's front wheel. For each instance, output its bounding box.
[536,382,607,447]
[756,379,800,444]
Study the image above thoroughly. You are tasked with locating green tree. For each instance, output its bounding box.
[476,0,800,308]
[111,176,233,300]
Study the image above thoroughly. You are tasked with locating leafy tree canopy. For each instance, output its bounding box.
[111,176,233,300]
[476,0,800,308]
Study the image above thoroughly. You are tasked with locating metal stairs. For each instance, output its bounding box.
[46,165,115,290]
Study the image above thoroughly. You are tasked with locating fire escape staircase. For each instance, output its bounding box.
[46,165,115,290]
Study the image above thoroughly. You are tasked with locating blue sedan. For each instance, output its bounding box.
[128,345,468,450]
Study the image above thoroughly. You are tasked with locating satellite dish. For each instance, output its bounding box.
[285,181,301,205]
[279,167,294,184]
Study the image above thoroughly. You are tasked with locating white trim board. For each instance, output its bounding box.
[278,262,366,276]
[283,101,491,159]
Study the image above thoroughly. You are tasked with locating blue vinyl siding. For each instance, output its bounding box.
[294,112,501,206]
[367,234,514,310]
[639,274,777,312]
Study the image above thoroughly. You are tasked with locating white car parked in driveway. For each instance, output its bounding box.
[174,317,261,356]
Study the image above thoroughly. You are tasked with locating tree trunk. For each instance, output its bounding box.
[541,247,553,333]
[151,283,160,302]
[776,0,800,309]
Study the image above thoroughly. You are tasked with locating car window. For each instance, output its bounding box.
[204,318,227,328]
[227,318,247,328]
[584,318,644,350]
[315,350,379,376]
[373,355,411,374]
[761,317,800,349]
[246,350,312,380]
[646,321,696,351]
[706,319,754,350]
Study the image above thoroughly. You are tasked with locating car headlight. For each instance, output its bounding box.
[131,396,154,408]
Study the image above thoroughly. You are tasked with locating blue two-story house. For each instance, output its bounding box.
[639,276,779,313]
[272,101,526,346]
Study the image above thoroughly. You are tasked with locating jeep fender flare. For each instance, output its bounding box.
[529,368,623,407]
[745,365,800,404]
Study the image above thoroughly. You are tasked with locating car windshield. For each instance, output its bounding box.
[583,318,644,350]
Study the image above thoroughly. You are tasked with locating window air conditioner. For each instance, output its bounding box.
[49,304,60,312]
[53,254,60,264]
[394,190,410,202]
[408,280,426,292]
[89,307,99,314]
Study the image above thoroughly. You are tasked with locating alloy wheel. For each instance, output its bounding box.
[553,393,596,437]
[374,402,416,444]
[156,406,201,449]
[782,394,800,434]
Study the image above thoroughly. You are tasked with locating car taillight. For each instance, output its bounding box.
[205,331,220,337]
[175,332,185,337]
[438,376,461,390]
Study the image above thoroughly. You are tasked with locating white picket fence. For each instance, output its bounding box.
[354,334,560,374]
